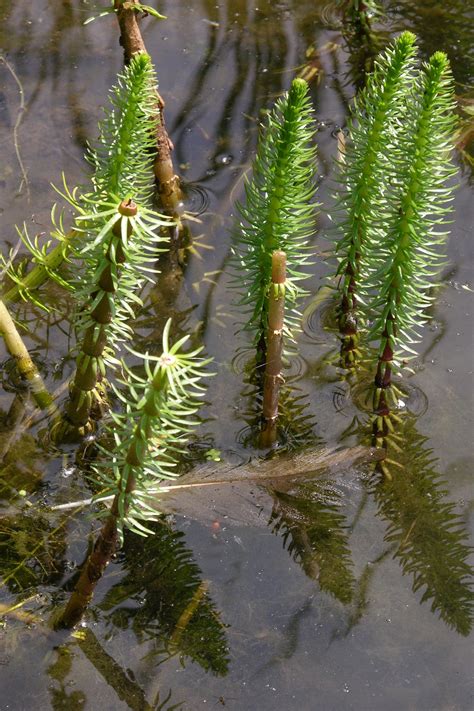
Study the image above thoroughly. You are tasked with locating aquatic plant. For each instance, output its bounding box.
[339,0,382,31]
[363,52,457,437]
[55,52,172,435]
[91,319,209,536]
[0,299,55,413]
[260,250,287,446]
[233,77,317,356]
[333,31,417,365]
[271,481,355,603]
[59,320,209,625]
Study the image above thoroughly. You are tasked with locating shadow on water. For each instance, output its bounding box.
[0,0,473,709]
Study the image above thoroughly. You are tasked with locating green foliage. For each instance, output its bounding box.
[88,52,158,202]
[334,31,418,363]
[49,53,173,431]
[91,319,210,536]
[63,53,171,355]
[363,52,457,388]
[372,417,473,636]
[233,77,317,349]
[0,512,66,593]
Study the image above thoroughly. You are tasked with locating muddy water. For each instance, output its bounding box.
[0,1,472,709]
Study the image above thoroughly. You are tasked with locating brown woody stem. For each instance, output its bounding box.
[260,251,286,447]
[113,0,181,215]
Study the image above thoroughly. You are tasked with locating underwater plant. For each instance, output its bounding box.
[233,77,317,358]
[338,0,382,32]
[333,31,418,366]
[100,524,229,674]
[270,480,355,603]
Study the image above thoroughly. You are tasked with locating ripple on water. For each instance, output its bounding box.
[180,181,211,216]
[351,377,429,417]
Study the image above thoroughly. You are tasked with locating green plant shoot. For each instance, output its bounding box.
[233,77,317,354]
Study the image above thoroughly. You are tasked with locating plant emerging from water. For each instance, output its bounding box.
[91,319,210,537]
[332,34,457,446]
[60,319,210,626]
[363,52,457,438]
[333,31,418,366]
[32,52,171,438]
[233,77,317,357]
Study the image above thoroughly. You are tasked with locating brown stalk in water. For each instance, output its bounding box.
[113,0,182,215]
[260,250,286,447]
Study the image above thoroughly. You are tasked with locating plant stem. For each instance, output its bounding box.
[260,251,286,447]
[0,299,57,414]
[57,511,120,628]
[336,32,416,367]
[113,0,181,215]
[63,200,136,436]
[2,230,76,304]
[59,355,175,626]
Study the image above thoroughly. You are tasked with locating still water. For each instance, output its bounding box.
[0,1,473,709]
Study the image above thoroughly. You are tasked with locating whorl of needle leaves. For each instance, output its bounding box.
[362,51,457,371]
[334,32,417,356]
[233,77,317,347]
[91,320,210,537]
[63,52,172,356]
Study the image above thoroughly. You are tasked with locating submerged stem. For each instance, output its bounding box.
[260,251,286,447]
[0,299,57,415]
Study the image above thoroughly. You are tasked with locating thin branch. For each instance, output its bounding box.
[0,54,30,199]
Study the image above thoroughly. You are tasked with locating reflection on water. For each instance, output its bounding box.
[99,525,229,676]
[371,415,473,637]
[0,0,472,709]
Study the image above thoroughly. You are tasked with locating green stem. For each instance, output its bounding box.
[2,230,77,304]
[0,299,57,415]
[63,199,137,435]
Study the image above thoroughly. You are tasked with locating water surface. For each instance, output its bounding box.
[0,1,472,709]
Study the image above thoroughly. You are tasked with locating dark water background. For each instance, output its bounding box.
[0,1,473,709]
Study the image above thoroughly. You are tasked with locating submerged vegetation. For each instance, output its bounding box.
[0,4,472,703]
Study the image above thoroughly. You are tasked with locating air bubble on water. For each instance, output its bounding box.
[216,153,234,166]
